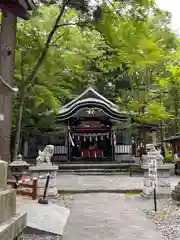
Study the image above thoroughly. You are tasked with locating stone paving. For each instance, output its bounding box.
[57,174,179,191]
[63,193,166,240]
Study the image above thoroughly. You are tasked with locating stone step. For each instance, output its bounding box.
[0,212,26,240]
[0,189,16,224]
[60,172,129,176]
[58,163,136,170]
[58,168,130,173]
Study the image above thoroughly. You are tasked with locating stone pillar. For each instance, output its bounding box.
[0,160,27,239]
[29,164,58,197]
[151,131,157,145]
[141,164,174,198]
[0,12,17,162]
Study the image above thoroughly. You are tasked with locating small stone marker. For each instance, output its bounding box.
[141,150,173,198]
[148,152,157,189]
[148,153,157,211]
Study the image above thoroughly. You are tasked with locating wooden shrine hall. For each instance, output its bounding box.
[24,87,134,163]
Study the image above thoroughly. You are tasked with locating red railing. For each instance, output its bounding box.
[7,179,37,200]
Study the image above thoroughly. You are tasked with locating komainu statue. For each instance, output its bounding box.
[36,145,54,165]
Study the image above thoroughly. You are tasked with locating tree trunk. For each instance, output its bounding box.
[174,104,179,134]
[13,93,25,161]
[0,12,17,162]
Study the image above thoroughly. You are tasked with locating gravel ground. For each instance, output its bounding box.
[51,194,74,209]
[21,194,73,240]
[21,194,180,240]
[126,194,180,240]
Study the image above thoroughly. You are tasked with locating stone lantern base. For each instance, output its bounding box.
[29,163,58,197]
[172,182,180,201]
[141,164,174,198]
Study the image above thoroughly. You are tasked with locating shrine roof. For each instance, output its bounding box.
[0,0,36,19]
[164,133,180,142]
[57,87,128,121]
[62,87,118,109]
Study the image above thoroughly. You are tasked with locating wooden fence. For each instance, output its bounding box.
[7,179,37,200]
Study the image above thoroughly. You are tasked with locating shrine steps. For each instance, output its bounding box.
[57,162,138,175]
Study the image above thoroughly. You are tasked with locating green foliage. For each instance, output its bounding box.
[12,0,180,148]
[13,4,107,138]
[164,150,173,162]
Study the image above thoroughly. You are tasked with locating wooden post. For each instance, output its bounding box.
[153,188,157,212]
[0,12,17,162]
[32,179,37,200]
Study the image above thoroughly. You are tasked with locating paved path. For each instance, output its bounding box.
[57,174,179,191]
[63,193,165,240]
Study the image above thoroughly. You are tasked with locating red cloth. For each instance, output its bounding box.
[81,149,103,157]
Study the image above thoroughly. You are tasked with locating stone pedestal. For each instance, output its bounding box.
[29,164,58,197]
[141,164,173,198]
[0,160,27,240]
[172,182,180,201]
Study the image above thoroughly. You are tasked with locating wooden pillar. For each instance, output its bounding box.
[0,12,17,162]
[23,141,29,157]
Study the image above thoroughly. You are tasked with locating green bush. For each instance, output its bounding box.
[164,151,173,162]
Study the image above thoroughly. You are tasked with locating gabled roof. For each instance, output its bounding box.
[63,87,118,109]
[25,0,37,10]
[57,87,128,121]
[0,0,36,20]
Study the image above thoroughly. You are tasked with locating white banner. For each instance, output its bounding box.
[69,133,75,147]
[148,152,157,189]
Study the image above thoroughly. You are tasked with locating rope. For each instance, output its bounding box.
[18,173,50,184]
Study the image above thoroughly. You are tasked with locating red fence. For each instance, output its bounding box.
[7,173,50,200]
[7,179,37,200]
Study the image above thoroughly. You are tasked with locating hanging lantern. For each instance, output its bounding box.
[96,134,98,141]
[84,134,86,142]
[101,135,103,141]
[78,135,80,141]
[90,134,92,142]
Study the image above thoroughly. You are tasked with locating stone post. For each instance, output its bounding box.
[29,163,58,197]
[0,160,27,239]
[141,164,173,197]
[0,12,17,162]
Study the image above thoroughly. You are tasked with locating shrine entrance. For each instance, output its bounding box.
[54,87,132,163]
[68,117,114,161]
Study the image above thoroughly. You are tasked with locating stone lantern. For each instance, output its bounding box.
[9,154,29,183]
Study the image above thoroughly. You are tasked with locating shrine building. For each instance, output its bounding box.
[23,87,157,164]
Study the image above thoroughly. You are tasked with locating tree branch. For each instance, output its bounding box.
[27,0,70,83]
[57,21,89,28]
[50,33,66,47]
[20,52,25,82]
[105,0,123,18]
